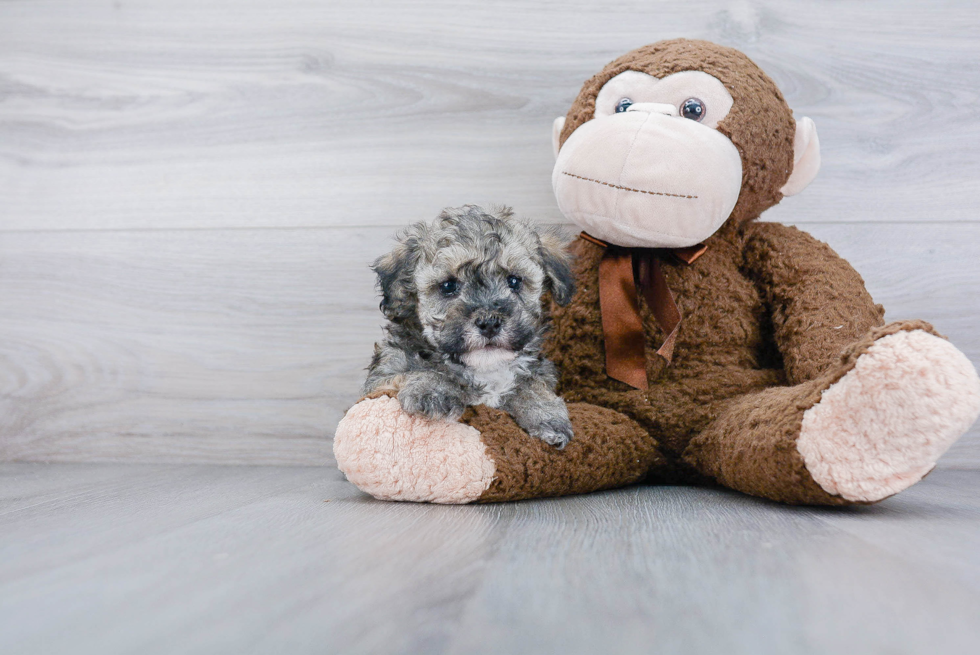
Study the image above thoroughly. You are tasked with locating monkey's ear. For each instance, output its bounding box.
[538,228,576,306]
[552,116,566,160]
[780,117,821,197]
[371,242,417,321]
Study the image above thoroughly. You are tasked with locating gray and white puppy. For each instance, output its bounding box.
[363,205,577,447]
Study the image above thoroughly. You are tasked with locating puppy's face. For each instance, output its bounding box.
[373,206,575,368]
[415,233,543,368]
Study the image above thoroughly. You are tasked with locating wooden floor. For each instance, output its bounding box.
[0,463,978,655]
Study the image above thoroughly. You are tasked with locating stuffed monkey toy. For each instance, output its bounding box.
[334,39,980,505]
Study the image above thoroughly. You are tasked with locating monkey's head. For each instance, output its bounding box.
[552,39,820,248]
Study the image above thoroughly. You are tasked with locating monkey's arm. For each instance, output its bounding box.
[742,221,885,384]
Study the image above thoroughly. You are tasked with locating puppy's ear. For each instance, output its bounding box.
[487,204,515,221]
[372,235,420,321]
[538,227,576,306]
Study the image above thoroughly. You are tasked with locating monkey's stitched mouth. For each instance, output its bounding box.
[562,171,697,199]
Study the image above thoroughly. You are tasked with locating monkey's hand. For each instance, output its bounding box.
[397,372,467,422]
[504,381,574,449]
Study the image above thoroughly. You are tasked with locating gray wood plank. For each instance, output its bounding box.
[804,470,980,597]
[0,464,334,584]
[445,481,980,655]
[0,463,508,655]
[1,464,979,655]
[2,222,978,465]
[1,0,979,231]
[0,228,382,464]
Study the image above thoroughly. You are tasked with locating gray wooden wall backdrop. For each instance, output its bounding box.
[2,0,979,466]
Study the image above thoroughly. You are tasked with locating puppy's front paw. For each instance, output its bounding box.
[529,418,574,449]
[398,385,466,422]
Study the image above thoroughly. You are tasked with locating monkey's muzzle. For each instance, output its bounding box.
[553,110,742,249]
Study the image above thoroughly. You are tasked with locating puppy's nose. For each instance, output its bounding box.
[475,315,502,338]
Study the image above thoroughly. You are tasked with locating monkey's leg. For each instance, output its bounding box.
[333,395,664,504]
[683,321,980,505]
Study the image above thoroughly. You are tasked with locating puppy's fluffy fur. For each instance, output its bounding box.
[363,205,577,447]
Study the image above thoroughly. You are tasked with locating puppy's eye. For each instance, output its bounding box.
[615,98,633,113]
[506,275,523,291]
[439,279,460,296]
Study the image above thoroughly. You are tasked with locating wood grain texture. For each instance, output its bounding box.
[1,0,979,230]
[1,222,978,466]
[1,0,979,467]
[1,463,979,655]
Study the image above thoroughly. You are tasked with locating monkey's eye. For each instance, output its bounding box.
[680,98,706,122]
[615,98,633,113]
[439,279,460,296]
[506,275,523,291]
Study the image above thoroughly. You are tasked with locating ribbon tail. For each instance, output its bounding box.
[637,256,682,365]
[598,250,648,390]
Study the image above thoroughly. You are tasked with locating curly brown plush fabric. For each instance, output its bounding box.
[464,403,663,502]
[742,222,886,383]
[684,319,942,505]
[535,223,889,494]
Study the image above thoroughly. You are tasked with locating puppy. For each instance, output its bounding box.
[363,205,577,447]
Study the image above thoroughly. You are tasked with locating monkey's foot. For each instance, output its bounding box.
[333,395,495,504]
[798,329,980,502]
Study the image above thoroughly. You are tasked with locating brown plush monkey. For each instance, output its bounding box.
[334,39,980,505]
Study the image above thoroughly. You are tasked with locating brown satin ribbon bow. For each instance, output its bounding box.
[580,232,707,390]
